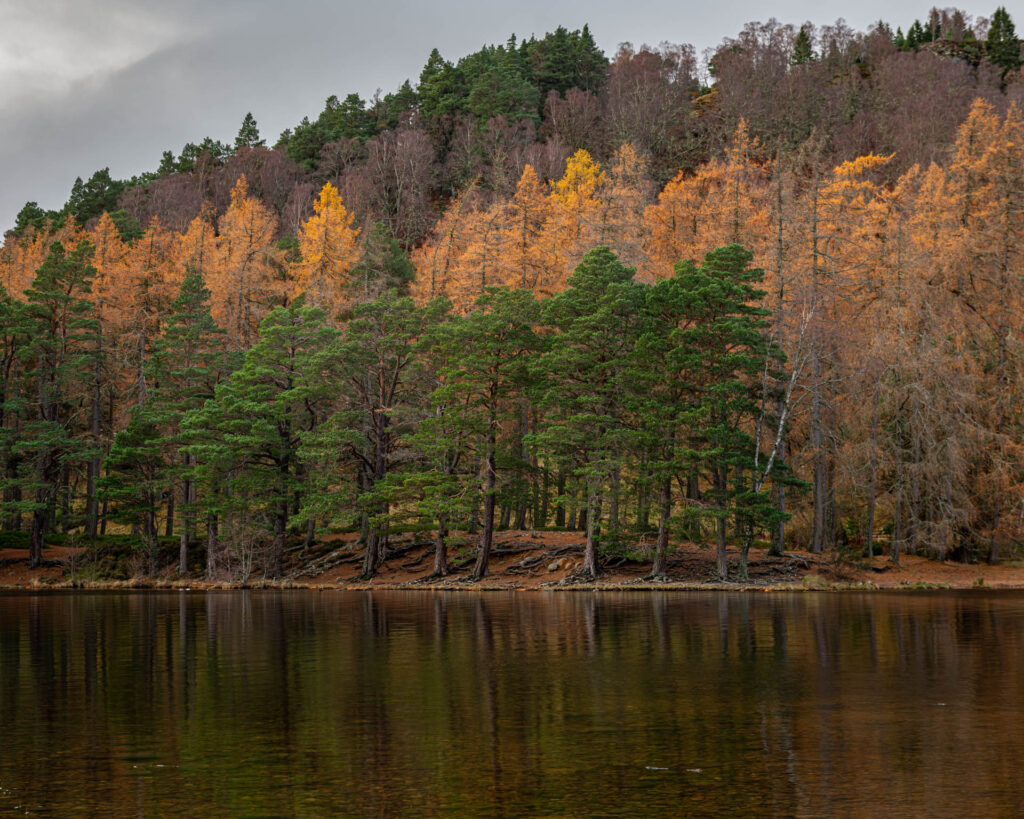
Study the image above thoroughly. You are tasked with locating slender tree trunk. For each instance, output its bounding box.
[770,160,788,558]
[811,375,827,554]
[532,411,543,528]
[583,478,599,579]
[865,390,879,559]
[637,450,650,532]
[473,431,497,580]
[269,500,287,579]
[514,403,529,530]
[59,463,71,533]
[716,513,728,581]
[538,463,549,529]
[179,456,194,576]
[29,503,46,568]
[715,469,728,580]
[145,504,158,576]
[740,521,755,582]
[651,478,671,578]
[608,461,620,538]
[686,466,701,541]
[769,433,786,556]
[165,490,175,539]
[555,470,566,528]
[206,512,219,579]
[892,490,901,565]
[85,332,102,539]
[566,478,576,529]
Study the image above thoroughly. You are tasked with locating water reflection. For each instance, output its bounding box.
[0,591,1023,816]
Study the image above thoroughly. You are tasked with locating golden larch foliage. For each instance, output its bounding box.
[292,181,360,315]
[213,176,282,348]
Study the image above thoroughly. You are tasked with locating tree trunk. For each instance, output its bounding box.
[769,434,786,556]
[433,516,449,577]
[715,469,728,580]
[165,489,175,539]
[863,389,879,559]
[269,500,287,579]
[85,332,102,540]
[206,513,219,578]
[892,491,901,565]
[472,432,497,580]
[145,505,158,576]
[362,530,380,578]
[739,521,755,581]
[651,478,671,578]
[608,462,620,538]
[582,478,599,579]
[179,457,195,576]
[555,470,566,528]
[811,376,827,554]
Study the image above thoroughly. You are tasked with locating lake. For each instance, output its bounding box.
[1,590,1023,816]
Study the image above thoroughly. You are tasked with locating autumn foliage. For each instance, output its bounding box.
[4,14,1024,579]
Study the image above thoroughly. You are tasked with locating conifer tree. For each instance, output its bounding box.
[148,271,233,572]
[234,112,265,150]
[430,287,541,579]
[791,25,815,64]
[14,242,98,567]
[534,247,645,579]
[987,7,1021,75]
[673,244,781,580]
[185,300,337,578]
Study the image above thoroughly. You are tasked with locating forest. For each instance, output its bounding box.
[1,7,1024,582]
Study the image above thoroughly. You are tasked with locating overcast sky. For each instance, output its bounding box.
[0,0,1000,233]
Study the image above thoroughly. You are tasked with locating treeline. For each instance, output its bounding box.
[11,9,1024,251]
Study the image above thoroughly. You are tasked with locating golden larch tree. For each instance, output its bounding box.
[291,181,360,315]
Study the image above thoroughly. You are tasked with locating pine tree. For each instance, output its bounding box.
[234,112,265,150]
[430,287,541,579]
[791,26,815,65]
[987,6,1021,76]
[308,292,447,578]
[672,244,780,580]
[185,300,337,579]
[0,288,26,532]
[534,246,646,579]
[146,270,233,574]
[13,242,99,567]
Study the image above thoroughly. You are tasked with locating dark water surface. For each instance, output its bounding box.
[1,590,1023,817]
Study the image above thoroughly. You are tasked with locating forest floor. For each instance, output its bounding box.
[1,530,1024,591]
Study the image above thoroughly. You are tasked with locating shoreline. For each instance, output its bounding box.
[2,531,1022,592]
[0,575,1014,594]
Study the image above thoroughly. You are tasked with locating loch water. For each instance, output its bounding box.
[1,590,1023,816]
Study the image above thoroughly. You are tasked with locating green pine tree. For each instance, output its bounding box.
[670,244,785,580]
[185,300,337,579]
[234,112,265,150]
[533,246,646,579]
[987,6,1022,75]
[791,26,815,65]
[13,242,99,567]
